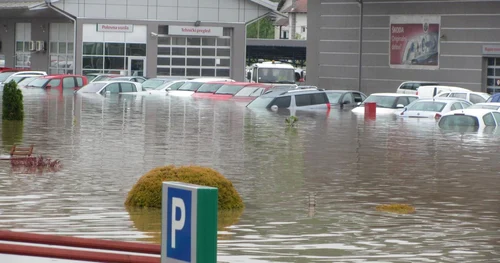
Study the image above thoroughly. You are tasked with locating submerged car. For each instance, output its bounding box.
[325,90,367,109]
[435,91,490,104]
[168,78,234,96]
[351,93,418,115]
[468,102,500,110]
[112,76,148,83]
[438,109,500,132]
[148,80,187,94]
[76,81,144,94]
[399,98,472,119]
[24,75,88,90]
[247,89,330,111]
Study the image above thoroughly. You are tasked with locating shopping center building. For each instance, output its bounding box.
[307,0,500,94]
[0,0,278,81]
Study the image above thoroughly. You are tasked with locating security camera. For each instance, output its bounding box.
[150,32,158,37]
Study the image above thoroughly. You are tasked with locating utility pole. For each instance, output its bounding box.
[357,0,364,92]
[257,19,260,38]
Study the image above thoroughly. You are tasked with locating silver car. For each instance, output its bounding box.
[399,98,472,119]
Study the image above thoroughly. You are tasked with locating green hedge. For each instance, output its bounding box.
[2,80,24,121]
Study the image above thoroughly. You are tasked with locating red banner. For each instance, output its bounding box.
[390,16,440,69]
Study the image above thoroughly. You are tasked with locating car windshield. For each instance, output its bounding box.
[26,78,49,88]
[0,72,16,82]
[439,115,480,131]
[77,82,107,93]
[142,79,166,89]
[408,101,447,112]
[235,87,262,97]
[18,77,36,86]
[196,83,224,93]
[154,81,175,90]
[215,85,245,95]
[257,68,295,84]
[247,96,274,108]
[468,104,500,110]
[178,82,204,91]
[363,95,398,108]
[326,92,343,104]
[11,76,28,83]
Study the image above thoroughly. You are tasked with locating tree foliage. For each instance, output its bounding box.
[2,80,24,121]
[247,17,275,39]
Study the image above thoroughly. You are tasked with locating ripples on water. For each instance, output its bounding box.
[0,91,500,262]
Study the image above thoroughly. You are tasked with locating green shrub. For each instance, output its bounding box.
[125,165,244,210]
[2,80,24,121]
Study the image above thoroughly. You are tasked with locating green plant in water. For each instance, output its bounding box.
[285,115,298,127]
[376,204,415,214]
[125,165,244,210]
[2,80,24,121]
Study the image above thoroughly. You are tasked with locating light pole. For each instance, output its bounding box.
[357,0,364,92]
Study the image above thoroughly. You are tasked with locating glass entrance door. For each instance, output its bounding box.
[128,57,146,77]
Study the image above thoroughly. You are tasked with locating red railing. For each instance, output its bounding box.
[0,230,161,263]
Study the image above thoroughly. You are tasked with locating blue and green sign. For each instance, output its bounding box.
[161,182,218,263]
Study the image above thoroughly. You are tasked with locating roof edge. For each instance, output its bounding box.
[250,0,278,11]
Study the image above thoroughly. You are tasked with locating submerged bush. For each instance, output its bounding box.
[10,155,62,173]
[2,80,24,121]
[125,165,244,210]
[376,204,415,214]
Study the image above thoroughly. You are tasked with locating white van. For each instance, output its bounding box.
[416,85,470,99]
[396,81,440,95]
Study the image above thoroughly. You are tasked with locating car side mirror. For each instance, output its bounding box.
[246,72,251,80]
[357,102,362,106]
[271,105,279,111]
[343,101,351,105]
[396,104,405,108]
[45,85,52,89]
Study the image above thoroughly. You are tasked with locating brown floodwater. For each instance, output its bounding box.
[0,89,500,262]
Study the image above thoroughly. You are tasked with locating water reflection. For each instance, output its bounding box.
[0,90,500,262]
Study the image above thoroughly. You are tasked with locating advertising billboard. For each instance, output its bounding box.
[390,16,441,69]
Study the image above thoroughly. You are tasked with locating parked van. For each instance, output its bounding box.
[416,85,470,98]
[396,81,439,95]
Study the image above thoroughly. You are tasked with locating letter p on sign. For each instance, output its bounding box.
[162,182,218,263]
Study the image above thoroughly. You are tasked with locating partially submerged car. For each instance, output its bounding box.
[399,98,472,119]
[76,81,144,94]
[247,89,330,111]
[438,109,500,132]
[324,90,367,109]
[351,93,418,115]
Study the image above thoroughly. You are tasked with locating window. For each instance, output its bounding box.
[50,23,74,74]
[301,26,306,33]
[15,23,31,69]
[450,103,463,111]
[450,93,467,99]
[353,92,364,103]
[62,77,75,89]
[295,94,312,106]
[342,93,354,104]
[271,96,291,108]
[313,93,329,104]
[439,115,479,129]
[396,97,410,106]
[486,57,500,94]
[47,79,61,88]
[492,112,500,124]
[76,77,83,87]
[103,83,120,93]
[470,94,486,104]
[483,113,496,126]
[120,83,135,92]
[168,82,185,90]
[438,93,450,97]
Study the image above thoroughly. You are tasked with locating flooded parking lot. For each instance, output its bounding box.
[1,91,500,262]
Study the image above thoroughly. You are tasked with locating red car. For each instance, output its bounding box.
[231,83,275,102]
[192,82,231,98]
[24,74,88,90]
[193,82,259,100]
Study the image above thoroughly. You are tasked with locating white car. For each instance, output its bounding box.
[247,89,330,111]
[147,80,187,94]
[351,93,418,115]
[468,102,500,110]
[396,81,439,95]
[398,98,472,119]
[435,91,491,104]
[417,85,470,98]
[168,78,234,96]
[0,71,47,87]
[438,109,500,131]
[76,81,144,94]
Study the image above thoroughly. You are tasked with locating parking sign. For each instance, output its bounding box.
[161,182,218,263]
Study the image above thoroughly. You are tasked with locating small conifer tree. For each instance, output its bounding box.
[2,80,24,121]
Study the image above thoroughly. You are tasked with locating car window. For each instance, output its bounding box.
[483,113,496,126]
[136,78,146,83]
[103,83,120,93]
[352,92,364,103]
[236,87,259,97]
[249,88,265,97]
[168,82,185,90]
[450,93,467,99]
[470,94,486,104]
[47,79,61,88]
[439,115,479,128]
[342,93,354,104]
[76,77,83,87]
[396,97,410,106]
[400,83,410,90]
[271,96,291,108]
[408,101,446,112]
[295,94,313,106]
[62,77,75,89]
[120,83,135,92]
[461,102,472,108]
[410,83,419,91]
[492,112,500,124]
[408,96,418,103]
[326,92,343,104]
[450,102,463,111]
[438,92,449,97]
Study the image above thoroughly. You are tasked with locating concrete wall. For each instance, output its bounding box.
[0,18,71,69]
[55,0,272,23]
[307,0,500,94]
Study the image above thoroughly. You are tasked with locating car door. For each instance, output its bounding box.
[62,77,77,90]
[341,92,356,108]
[469,93,486,104]
[270,96,291,109]
[102,83,120,94]
[492,112,500,126]
[395,97,410,108]
[450,102,464,111]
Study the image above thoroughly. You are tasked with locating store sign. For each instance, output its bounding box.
[97,24,134,33]
[168,26,223,37]
[389,15,441,69]
[483,45,500,55]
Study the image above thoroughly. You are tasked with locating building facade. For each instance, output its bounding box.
[307,0,500,94]
[0,0,278,81]
[274,0,307,40]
